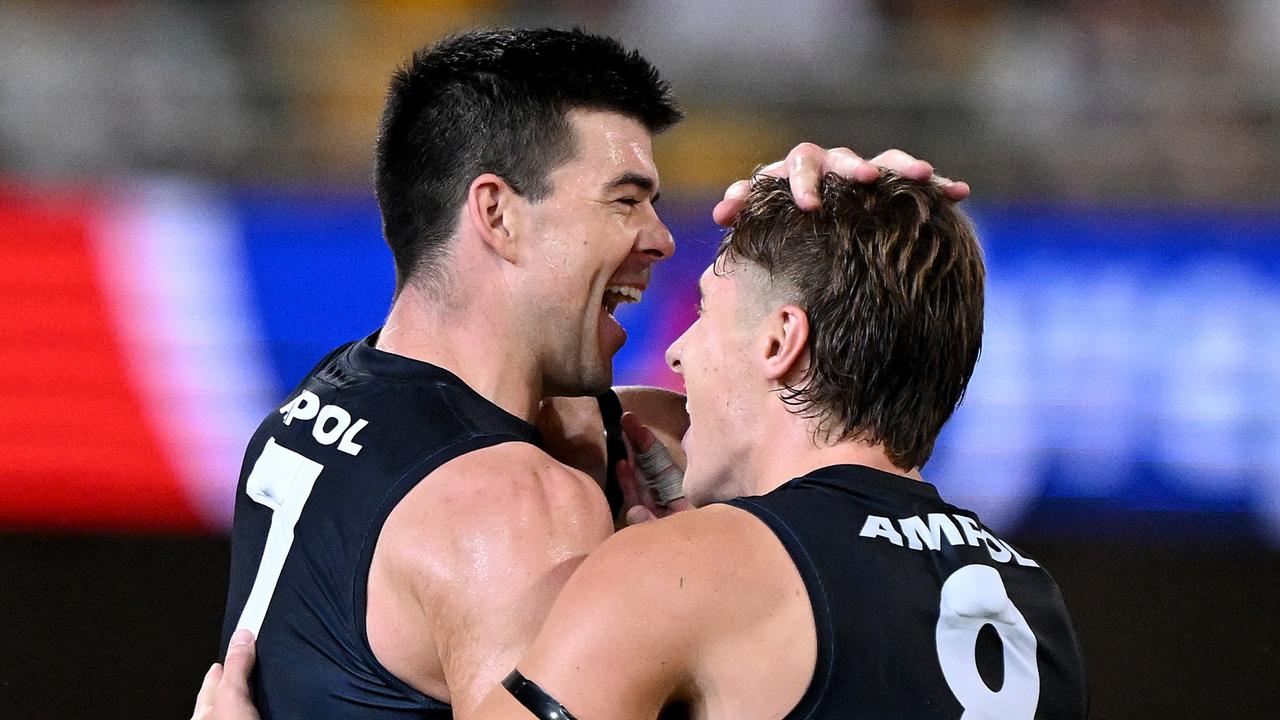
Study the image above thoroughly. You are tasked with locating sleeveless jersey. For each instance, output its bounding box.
[220,334,540,719]
[724,464,1088,719]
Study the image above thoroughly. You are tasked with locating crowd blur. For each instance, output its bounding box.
[2,0,1276,200]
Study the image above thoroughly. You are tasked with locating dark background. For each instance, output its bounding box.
[3,532,1276,719]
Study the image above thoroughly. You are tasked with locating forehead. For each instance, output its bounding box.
[555,109,659,186]
[701,256,779,311]
[699,262,739,301]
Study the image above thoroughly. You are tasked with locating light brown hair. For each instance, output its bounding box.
[721,172,985,469]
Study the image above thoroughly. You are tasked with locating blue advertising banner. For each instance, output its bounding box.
[232,194,1280,544]
[6,180,1273,540]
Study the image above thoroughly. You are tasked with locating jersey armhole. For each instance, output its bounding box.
[597,390,627,518]
[722,497,835,720]
[351,431,540,707]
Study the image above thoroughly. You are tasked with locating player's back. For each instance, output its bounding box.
[220,335,540,719]
[725,464,1088,719]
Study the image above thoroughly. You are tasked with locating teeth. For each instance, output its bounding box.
[605,285,643,304]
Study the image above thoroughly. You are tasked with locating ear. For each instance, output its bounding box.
[760,304,810,383]
[463,173,524,263]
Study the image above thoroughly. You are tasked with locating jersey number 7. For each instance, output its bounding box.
[233,438,324,636]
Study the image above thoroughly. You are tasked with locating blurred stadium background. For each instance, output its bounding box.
[1,1,1278,717]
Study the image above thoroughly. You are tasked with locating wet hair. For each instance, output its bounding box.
[376,28,682,292]
[721,172,985,469]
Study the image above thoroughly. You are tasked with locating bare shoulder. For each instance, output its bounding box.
[380,441,614,583]
[547,503,800,635]
[615,384,686,409]
[370,442,616,709]
[406,441,606,521]
[615,385,689,436]
[517,503,815,718]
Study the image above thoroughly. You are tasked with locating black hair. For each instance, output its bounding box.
[375,28,682,292]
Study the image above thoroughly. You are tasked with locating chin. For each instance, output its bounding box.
[547,362,612,398]
[578,367,612,396]
[576,347,613,393]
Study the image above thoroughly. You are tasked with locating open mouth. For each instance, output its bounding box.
[602,284,643,315]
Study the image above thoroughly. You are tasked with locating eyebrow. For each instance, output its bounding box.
[605,172,661,204]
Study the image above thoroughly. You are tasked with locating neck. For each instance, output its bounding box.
[745,408,921,496]
[377,282,543,422]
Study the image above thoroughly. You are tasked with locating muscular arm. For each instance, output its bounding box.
[470,506,815,720]
[370,442,615,718]
[190,442,617,720]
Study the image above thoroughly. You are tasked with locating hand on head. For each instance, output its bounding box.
[712,144,970,226]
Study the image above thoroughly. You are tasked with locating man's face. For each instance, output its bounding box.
[522,109,673,396]
[665,259,768,505]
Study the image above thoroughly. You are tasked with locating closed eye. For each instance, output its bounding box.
[616,197,641,207]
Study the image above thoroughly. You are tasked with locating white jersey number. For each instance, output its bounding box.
[936,564,1040,720]
[233,438,324,635]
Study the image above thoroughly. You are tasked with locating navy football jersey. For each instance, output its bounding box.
[220,334,540,719]
[725,464,1088,719]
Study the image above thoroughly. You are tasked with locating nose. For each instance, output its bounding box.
[638,210,675,261]
[665,332,685,374]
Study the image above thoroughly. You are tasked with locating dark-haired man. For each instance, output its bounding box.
[213,26,962,720]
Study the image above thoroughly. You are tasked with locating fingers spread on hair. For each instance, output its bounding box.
[826,147,879,184]
[785,143,825,211]
[936,176,971,201]
[869,148,934,182]
[712,179,753,227]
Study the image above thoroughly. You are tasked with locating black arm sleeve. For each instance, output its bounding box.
[502,669,579,720]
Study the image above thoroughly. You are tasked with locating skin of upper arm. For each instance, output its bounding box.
[469,511,737,720]
[469,505,816,720]
[383,442,614,717]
